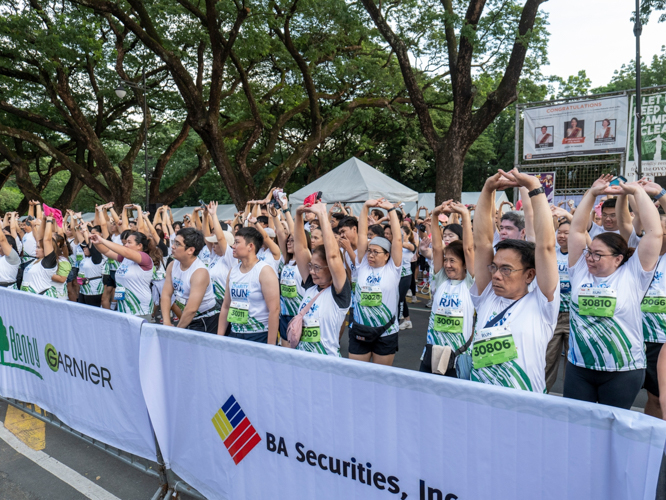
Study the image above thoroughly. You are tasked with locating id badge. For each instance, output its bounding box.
[301,318,321,343]
[641,289,666,313]
[114,286,126,301]
[360,286,382,307]
[472,325,518,370]
[433,308,464,334]
[228,300,250,324]
[578,287,617,317]
[280,279,298,298]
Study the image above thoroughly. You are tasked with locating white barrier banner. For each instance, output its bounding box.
[140,324,666,500]
[0,288,156,460]
[523,95,628,160]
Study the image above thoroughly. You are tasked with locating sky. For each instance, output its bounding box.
[541,0,665,88]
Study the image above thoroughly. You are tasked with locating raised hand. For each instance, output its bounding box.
[499,168,541,190]
[638,178,664,198]
[589,174,614,196]
[484,170,520,191]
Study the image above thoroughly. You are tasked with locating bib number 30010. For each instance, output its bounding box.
[578,287,617,317]
[472,326,518,370]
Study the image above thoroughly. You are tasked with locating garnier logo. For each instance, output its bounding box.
[43,342,113,390]
[0,316,42,380]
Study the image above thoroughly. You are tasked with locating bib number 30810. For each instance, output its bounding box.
[578,287,617,317]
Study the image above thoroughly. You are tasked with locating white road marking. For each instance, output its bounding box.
[0,421,121,500]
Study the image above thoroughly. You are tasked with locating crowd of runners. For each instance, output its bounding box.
[3,169,666,417]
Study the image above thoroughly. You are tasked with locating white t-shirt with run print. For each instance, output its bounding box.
[569,252,654,371]
[470,281,560,394]
[643,255,666,344]
[426,271,475,351]
[115,253,154,316]
[352,255,401,337]
[208,246,236,302]
[296,276,352,356]
[279,258,305,317]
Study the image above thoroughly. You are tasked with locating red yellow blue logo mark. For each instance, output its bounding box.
[212,395,261,464]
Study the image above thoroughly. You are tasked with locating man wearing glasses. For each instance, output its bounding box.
[588,198,620,238]
[471,169,560,393]
[217,227,280,344]
[161,228,219,333]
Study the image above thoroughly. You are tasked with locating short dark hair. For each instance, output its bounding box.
[173,221,183,230]
[371,209,384,220]
[444,240,466,267]
[120,229,132,241]
[494,239,536,270]
[236,227,263,253]
[176,227,205,256]
[500,212,525,231]
[601,198,616,211]
[331,213,346,221]
[442,223,463,241]
[256,216,269,226]
[337,217,358,231]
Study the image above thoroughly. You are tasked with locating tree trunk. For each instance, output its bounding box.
[435,139,466,205]
[53,173,84,210]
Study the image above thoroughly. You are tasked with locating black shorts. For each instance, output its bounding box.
[67,267,79,284]
[103,270,117,288]
[644,342,664,396]
[348,331,398,356]
[187,313,220,334]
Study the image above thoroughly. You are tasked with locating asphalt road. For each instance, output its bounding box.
[0,292,649,500]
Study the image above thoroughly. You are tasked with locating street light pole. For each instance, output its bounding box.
[634,0,642,179]
[115,69,150,209]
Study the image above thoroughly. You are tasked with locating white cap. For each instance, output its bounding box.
[264,228,276,238]
[205,231,234,246]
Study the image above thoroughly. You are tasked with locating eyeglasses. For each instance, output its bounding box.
[172,240,184,248]
[583,248,616,262]
[308,262,329,274]
[367,249,387,257]
[487,264,525,277]
[601,213,616,220]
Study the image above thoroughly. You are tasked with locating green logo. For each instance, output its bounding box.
[45,344,59,372]
[0,315,43,380]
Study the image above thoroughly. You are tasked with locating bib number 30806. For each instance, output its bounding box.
[578,287,617,317]
[472,326,518,370]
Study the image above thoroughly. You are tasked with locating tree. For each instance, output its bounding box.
[64,0,402,208]
[593,47,666,93]
[0,0,204,208]
[550,70,592,99]
[359,0,549,203]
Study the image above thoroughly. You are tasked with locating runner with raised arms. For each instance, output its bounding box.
[564,175,662,409]
[420,200,475,370]
[471,169,559,393]
[349,197,403,366]
[292,202,351,356]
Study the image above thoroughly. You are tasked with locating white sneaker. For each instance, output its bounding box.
[406,289,413,297]
[399,320,413,330]
[426,300,432,308]
[410,296,419,303]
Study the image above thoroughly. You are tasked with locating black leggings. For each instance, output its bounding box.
[562,361,645,410]
[78,293,103,307]
[398,275,411,319]
[410,262,418,294]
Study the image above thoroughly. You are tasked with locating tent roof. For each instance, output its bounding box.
[289,157,418,205]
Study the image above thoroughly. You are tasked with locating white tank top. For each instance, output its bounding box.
[228,260,273,333]
[115,255,154,315]
[78,255,105,295]
[21,258,57,294]
[296,283,350,356]
[171,258,217,316]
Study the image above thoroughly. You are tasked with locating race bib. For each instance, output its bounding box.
[433,308,463,334]
[578,287,617,317]
[559,272,571,294]
[228,300,249,324]
[360,286,382,307]
[641,290,666,313]
[472,326,518,370]
[280,279,298,298]
[114,286,126,301]
[301,318,321,343]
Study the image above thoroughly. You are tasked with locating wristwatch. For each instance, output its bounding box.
[387,207,397,213]
[528,186,545,198]
[654,189,666,201]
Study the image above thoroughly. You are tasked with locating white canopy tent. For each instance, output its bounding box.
[289,157,418,214]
